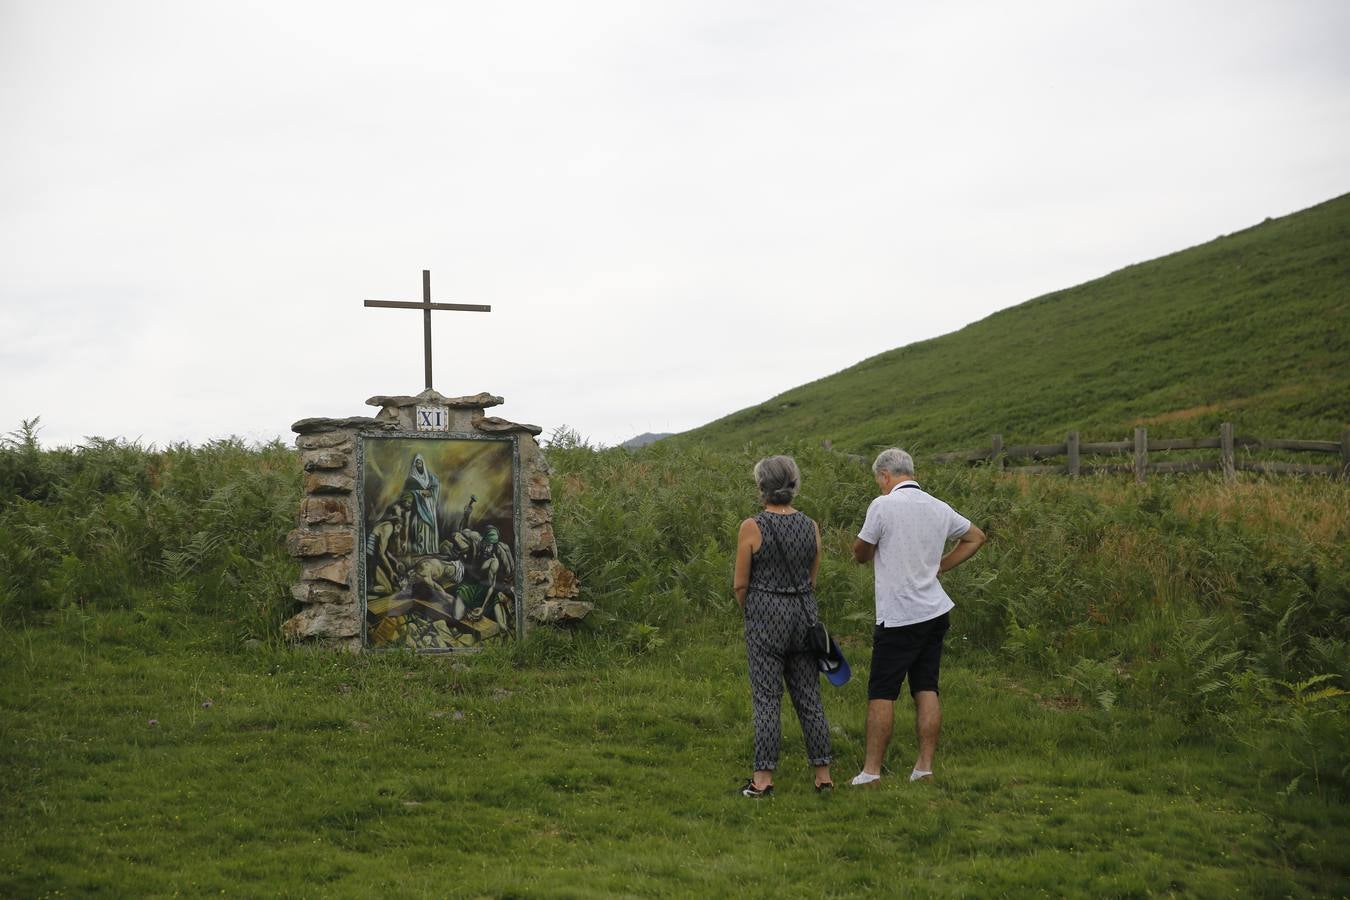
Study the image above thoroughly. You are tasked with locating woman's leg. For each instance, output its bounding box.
[785,648,833,784]
[746,602,785,786]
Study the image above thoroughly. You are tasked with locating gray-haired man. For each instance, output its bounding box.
[850,448,985,785]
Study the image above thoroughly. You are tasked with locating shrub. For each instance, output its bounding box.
[0,428,299,640]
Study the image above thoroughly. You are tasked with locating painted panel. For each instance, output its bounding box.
[360,435,519,650]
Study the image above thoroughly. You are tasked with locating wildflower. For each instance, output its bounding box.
[148,719,159,726]
[201,700,213,708]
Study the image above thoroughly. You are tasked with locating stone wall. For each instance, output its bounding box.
[282,389,586,651]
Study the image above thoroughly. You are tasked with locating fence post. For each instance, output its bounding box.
[1341,427,1350,480]
[1134,427,1147,484]
[1067,431,1080,477]
[1220,422,1235,484]
[991,434,1004,472]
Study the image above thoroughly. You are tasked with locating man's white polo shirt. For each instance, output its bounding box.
[857,481,972,627]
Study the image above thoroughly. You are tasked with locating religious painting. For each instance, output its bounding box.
[359,435,520,650]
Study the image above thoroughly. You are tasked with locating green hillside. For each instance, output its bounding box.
[679,193,1350,455]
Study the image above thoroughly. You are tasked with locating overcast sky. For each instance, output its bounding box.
[3,1,1348,449]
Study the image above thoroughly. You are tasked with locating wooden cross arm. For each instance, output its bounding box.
[364,299,492,312]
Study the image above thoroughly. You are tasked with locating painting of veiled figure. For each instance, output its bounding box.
[360,435,518,650]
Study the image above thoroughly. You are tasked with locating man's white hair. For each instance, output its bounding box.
[872,448,915,477]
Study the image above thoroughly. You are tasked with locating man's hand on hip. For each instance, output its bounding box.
[938,524,986,574]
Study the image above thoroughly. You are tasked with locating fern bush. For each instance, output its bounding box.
[3,420,1346,794]
[0,423,299,640]
[547,439,1350,794]
[548,441,1349,677]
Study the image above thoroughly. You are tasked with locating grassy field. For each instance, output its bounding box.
[4,608,1347,898]
[2,436,1348,896]
[676,193,1350,455]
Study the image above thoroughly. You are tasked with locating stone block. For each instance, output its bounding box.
[527,473,551,502]
[528,599,594,625]
[300,496,352,526]
[302,557,352,587]
[296,432,353,451]
[377,405,483,433]
[287,529,356,558]
[450,409,479,432]
[292,415,395,435]
[304,472,355,495]
[291,583,352,605]
[526,503,552,527]
[366,390,503,410]
[282,602,361,640]
[303,450,350,472]
[473,415,543,436]
[528,524,555,556]
[545,561,581,599]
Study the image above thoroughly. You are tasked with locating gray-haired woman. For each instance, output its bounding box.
[732,455,833,796]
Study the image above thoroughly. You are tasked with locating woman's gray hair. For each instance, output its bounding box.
[753,455,801,505]
[872,448,915,476]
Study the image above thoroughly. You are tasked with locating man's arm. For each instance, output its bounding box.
[938,523,986,574]
[854,499,881,564]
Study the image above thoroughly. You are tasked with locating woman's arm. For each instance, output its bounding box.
[733,518,760,608]
[810,520,822,588]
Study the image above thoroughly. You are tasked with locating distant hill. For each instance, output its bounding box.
[620,432,673,450]
[677,193,1350,455]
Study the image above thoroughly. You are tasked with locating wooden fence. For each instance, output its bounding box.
[932,423,1350,483]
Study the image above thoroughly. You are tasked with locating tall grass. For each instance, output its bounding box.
[3,422,1346,797]
[0,419,299,643]
[3,425,1349,895]
[548,439,1350,797]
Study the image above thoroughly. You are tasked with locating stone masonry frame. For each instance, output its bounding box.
[283,389,584,651]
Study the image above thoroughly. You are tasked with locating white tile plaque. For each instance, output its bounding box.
[415,406,449,431]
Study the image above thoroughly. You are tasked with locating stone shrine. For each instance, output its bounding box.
[283,389,587,652]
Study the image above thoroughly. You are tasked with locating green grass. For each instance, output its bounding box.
[677,193,1350,454]
[3,437,1349,896]
[4,192,1348,896]
[3,610,1347,898]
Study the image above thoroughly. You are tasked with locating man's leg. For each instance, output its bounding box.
[912,690,941,774]
[861,699,894,775]
[854,624,915,784]
[908,614,950,778]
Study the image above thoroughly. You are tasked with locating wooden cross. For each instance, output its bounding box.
[364,270,491,391]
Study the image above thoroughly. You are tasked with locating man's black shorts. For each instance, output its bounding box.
[867,612,951,701]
